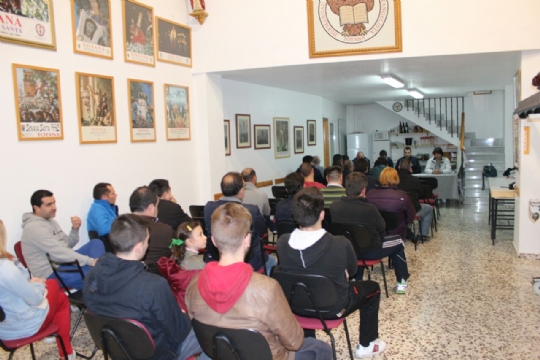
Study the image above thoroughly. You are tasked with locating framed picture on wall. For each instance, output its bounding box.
[224,120,231,156]
[122,0,155,66]
[273,117,290,158]
[236,114,251,148]
[254,124,271,149]
[307,119,316,146]
[164,84,191,140]
[76,72,117,144]
[128,79,155,142]
[156,17,192,67]
[0,0,57,50]
[71,0,113,59]
[294,126,304,154]
[12,64,63,141]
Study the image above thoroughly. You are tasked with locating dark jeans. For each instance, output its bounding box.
[359,235,410,283]
[294,337,333,360]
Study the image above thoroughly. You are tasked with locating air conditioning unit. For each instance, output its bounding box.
[372,131,389,141]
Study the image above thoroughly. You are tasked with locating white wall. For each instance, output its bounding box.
[464,91,505,139]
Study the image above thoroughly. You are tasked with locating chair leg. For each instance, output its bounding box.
[77,346,99,359]
[70,307,85,339]
[343,319,354,360]
[380,262,389,298]
[30,343,36,360]
[366,266,371,281]
[326,331,338,360]
[8,351,14,360]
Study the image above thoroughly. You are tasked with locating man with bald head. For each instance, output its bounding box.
[354,151,371,170]
[241,168,276,233]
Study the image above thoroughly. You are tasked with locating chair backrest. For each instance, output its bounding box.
[378,211,399,233]
[84,312,155,360]
[88,232,115,253]
[329,223,372,255]
[420,177,438,191]
[192,319,273,360]
[276,221,297,237]
[189,205,205,218]
[14,241,28,268]
[405,191,421,211]
[268,198,281,216]
[46,253,85,292]
[192,217,208,237]
[271,186,288,199]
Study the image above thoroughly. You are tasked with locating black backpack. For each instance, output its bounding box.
[483,163,497,177]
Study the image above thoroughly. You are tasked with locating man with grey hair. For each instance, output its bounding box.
[354,151,371,170]
[312,156,325,176]
[241,167,276,232]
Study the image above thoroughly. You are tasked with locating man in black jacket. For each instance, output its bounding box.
[83,214,209,360]
[395,147,422,174]
[296,155,325,185]
[149,179,192,231]
[354,158,376,193]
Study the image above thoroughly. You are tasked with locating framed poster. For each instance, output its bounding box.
[12,63,63,140]
[164,84,190,140]
[254,124,271,150]
[307,0,402,58]
[294,126,304,154]
[224,120,231,156]
[71,0,113,59]
[128,79,155,142]
[76,72,116,144]
[0,0,56,50]
[307,119,316,146]
[122,0,155,66]
[273,117,290,158]
[156,17,191,67]
[235,114,251,148]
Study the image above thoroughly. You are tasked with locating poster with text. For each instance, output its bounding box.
[122,0,154,66]
[128,79,155,142]
[273,117,290,158]
[165,84,190,140]
[71,0,112,59]
[156,17,191,67]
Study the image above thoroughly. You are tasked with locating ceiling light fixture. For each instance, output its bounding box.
[407,89,424,99]
[381,75,404,88]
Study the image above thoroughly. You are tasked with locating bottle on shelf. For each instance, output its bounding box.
[399,122,403,133]
[405,123,409,133]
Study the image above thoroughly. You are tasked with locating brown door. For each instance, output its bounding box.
[323,118,329,167]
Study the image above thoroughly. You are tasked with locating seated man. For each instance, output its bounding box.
[22,190,105,289]
[83,214,208,360]
[379,150,394,168]
[330,172,411,293]
[355,158,376,193]
[130,186,175,274]
[186,203,332,360]
[277,188,386,358]
[149,179,192,231]
[241,168,275,232]
[369,157,388,181]
[311,156,325,177]
[296,155,325,185]
[87,182,118,249]
[275,172,304,223]
[319,166,346,208]
[425,147,452,174]
[395,147,422,174]
[300,162,326,189]
[354,151,371,170]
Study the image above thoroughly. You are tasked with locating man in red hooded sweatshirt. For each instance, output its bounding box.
[185,203,331,360]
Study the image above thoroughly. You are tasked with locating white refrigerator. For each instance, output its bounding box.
[347,133,370,160]
[371,132,390,161]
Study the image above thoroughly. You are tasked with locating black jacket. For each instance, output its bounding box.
[395,156,422,174]
[157,199,192,232]
[396,169,423,211]
[275,198,294,223]
[139,215,175,272]
[83,253,191,360]
[296,165,325,185]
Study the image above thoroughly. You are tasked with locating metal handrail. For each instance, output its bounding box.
[404,96,464,139]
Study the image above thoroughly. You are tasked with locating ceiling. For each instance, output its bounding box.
[215,51,521,106]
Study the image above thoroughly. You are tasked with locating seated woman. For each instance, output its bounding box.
[0,219,75,360]
[424,147,452,174]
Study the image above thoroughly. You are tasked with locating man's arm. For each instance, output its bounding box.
[89,210,115,236]
[343,239,358,277]
[0,262,46,306]
[424,159,434,174]
[441,158,452,174]
[250,207,267,239]
[151,279,192,344]
[262,193,271,217]
[412,158,422,174]
[371,205,386,233]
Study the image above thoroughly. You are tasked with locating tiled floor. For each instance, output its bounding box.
[3,204,540,359]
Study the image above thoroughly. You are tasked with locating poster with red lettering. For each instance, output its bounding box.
[156,17,191,67]
[71,0,113,59]
[12,63,63,140]
[0,0,57,50]
[122,0,154,67]
[164,84,190,141]
[128,79,156,142]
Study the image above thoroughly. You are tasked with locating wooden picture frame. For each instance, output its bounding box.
[156,17,192,67]
[224,120,231,156]
[128,79,155,142]
[71,0,113,59]
[164,84,191,140]
[0,0,56,50]
[235,114,251,148]
[307,119,316,146]
[294,126,304,154]
[254,124,271,150]
[76,72,117,144]
[12,63,63,141]
[273,117,290,158]
[122,0,155,66]
[307,0,402,58]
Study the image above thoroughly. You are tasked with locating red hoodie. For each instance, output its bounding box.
[197,262,253,314]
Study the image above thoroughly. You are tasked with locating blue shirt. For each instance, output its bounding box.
[87,199,118,236]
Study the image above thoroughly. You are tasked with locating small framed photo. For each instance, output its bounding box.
[273,117,290,158]
[76,72,117,144]
[164,84,190,140]
[156,17,191,67]
[71,0,113,59]
[122,0,155,66]
[254,124,271,150]
[307,119,316,146]
[128,79,155,142]
[294,126,304,154]
[224,120,231,156]
[12,64,63,141]
[235,114,251,148]
[0,0,57,50]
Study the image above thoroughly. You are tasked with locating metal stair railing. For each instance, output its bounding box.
[405,97,464,139]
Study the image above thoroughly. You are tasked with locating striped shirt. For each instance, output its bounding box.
[320,185,346,208]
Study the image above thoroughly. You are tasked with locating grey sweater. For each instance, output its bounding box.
[21,213,93,279]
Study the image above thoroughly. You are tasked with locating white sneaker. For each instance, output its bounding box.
[396,280,408,294]
[355,339,386,358]
[67,352,77,360]
[43,336,56,344]
[70,305,80,313]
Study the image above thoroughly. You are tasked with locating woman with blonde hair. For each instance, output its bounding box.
[0,220,75,360]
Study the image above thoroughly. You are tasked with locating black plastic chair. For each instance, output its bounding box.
[193,217,208,237]
[268,198,281,217]
[271,186,288,199]
[276,221,297,237]
[88,231,114,253]
[419,177,440,220]
[84,312,155,360]
[189,205,205,218]
[192,319,273,360]
[271,266,354,360]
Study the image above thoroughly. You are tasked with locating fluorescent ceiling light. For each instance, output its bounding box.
[408,89,424,99]
[381,75,404,88]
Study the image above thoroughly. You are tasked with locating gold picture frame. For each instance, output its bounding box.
[70,0,113,59]
[12,63,64,141]
[0,0,57,50]
[156,16,192,67]
[128,79,156,142]
[164,84,191,140]
[307,0,402,58]
[76,72,117,144]
[273,117,290,159]
[122,0,155,66]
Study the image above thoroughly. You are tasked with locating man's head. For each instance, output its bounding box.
[432,147,443,160]
[404,147,412,158]
[332,154,343,167]
[110,214,149,258]
[343,155,349,162]
[374,157,388,167]
[399,158,411,172]
[356,151,365,160]
[379,150,388,158]
[379,168,400,187]
[211,203,252,256]
[241,168,257,185]
[129,186,159,217]
[31,190,56,219]
[312,156,321,166]
[345,172,368,197]
[221,172,244,199]
[302,155,314,164]
[93,182,117,204]
[299,162,314,179]
[292,188,324,228]
[326,166,343,185]
[355,158,370,173]
[343,159,353,170]
[149,179,171,200]
[284,172,304,196]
